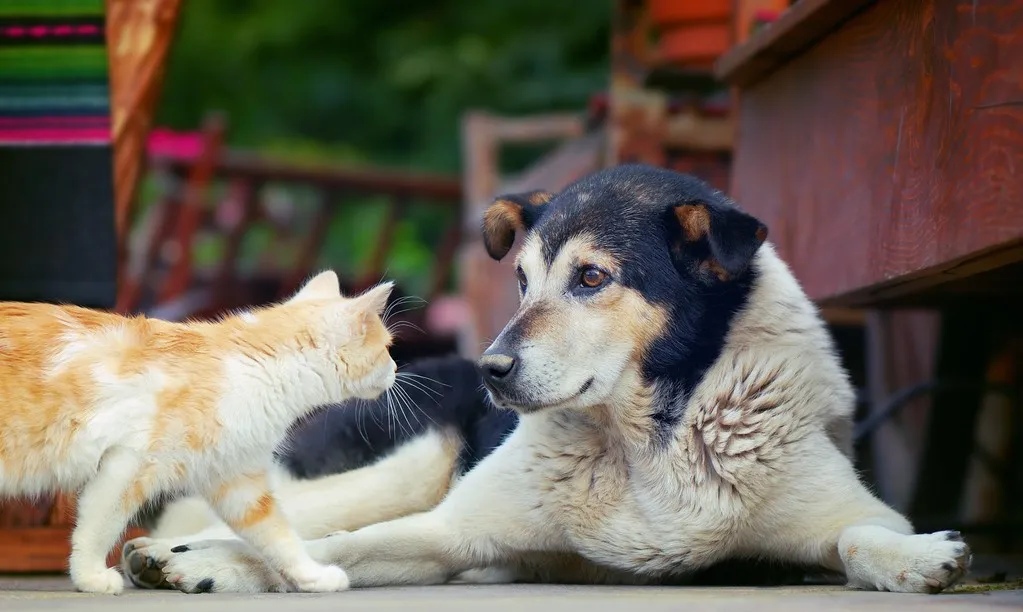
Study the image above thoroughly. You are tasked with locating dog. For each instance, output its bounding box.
[120,164,970,594]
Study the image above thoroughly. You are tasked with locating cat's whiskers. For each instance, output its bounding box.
[384,388,398,437]
[352,398,372,449]
[382,296,425,326]
[397,371,448,394]
[387,320,424,338]
[390,381,419,436]
[391,385,417,436]
[392,374,440,427]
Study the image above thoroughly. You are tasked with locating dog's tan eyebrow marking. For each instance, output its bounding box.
[549,235,619,276]
[572,254,619,274]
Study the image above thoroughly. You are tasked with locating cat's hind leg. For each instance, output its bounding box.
[202,470,349,593]
[68,446,144,594]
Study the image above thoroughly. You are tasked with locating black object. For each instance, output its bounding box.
[0,145,118,308]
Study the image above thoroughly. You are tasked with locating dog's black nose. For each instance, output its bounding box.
[478,352,516,382]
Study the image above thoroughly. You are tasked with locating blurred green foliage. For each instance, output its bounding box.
[153,0,609,297]
[158,0,609,172]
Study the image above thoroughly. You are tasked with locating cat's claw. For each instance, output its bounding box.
[72,566,126,594]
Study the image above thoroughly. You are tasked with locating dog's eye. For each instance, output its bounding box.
[516,266,528,292]
[578,266,608,289]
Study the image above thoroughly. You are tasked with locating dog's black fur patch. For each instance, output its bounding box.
[279,355,517,478]
[492,165,767,436]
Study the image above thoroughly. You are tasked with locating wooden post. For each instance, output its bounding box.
[106,0,184,237]
[457,111,600,357]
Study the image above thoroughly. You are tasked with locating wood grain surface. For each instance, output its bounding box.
[716,0,875,87]
[729,0,1023,306]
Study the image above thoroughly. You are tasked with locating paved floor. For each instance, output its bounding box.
[1,577,1021,612]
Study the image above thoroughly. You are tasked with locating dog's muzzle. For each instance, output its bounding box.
[477,346,518,399]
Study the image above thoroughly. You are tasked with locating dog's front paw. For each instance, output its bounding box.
[884,531,971,594]
[162,540,289,594]
[121,537,177,590]
[286,563,350,592]
[848,530,971,594]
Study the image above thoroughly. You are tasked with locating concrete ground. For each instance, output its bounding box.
[1,577,1021,612]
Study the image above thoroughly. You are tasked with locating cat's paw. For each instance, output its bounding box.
[72,566,125,595]
[287,563,350,593]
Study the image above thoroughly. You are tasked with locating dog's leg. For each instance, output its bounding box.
[304,443,563,588]
[155,441,564,592]
[750,434,971,593]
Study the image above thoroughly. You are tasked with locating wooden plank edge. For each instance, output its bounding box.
[816,239,1023,309]
[714,0,876,88]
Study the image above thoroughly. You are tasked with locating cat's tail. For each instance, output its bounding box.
[148,427,464,541]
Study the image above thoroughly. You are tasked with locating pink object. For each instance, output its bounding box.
[146,128,206,159]
[0,127,111,144]
[425,296,470,335]
[0,24,102,38]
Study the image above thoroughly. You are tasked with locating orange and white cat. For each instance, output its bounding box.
[0,270,396,594]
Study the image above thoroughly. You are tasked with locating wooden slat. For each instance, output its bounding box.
[715,0,876,87]
[357,198,404,291]
[0,526,146,573]
[154,151,463,202]
[280,195,336,297]
[157,115,226,303]
[729,0,1023,306]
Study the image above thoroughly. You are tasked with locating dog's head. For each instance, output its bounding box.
[477,164,768,416]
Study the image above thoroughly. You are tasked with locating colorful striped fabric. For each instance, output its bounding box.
[0,0,110,145]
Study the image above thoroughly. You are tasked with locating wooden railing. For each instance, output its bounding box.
[117,118,464,329]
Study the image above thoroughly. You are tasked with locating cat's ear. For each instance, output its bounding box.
[289,270,342,303]
[353,281,394,317]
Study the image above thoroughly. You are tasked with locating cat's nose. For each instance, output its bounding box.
[478,350,517,383]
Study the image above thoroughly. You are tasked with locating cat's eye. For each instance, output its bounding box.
[516,266,528,293]
[578,266,609,290]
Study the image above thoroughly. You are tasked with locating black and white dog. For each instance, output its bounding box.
[122,165,970,594]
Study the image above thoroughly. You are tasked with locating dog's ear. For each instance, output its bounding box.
[481,190,553,260]
[670,202,768,281]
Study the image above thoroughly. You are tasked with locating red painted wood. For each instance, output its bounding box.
[659,23,733,64]
[729,0,1023,306]
[649,0,732,25]
[0,526,147,573]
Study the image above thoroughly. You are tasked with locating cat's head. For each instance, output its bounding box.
[282,270,397,402]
